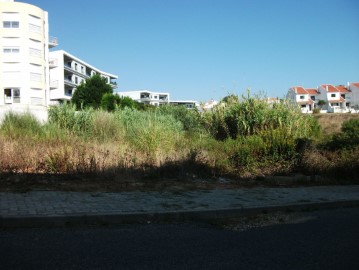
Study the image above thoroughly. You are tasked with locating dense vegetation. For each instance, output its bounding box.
[1,93,358,184]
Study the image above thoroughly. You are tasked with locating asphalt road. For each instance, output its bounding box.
[1,207,358,270]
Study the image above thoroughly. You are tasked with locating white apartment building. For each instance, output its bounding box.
[169,100,199,109]
[1,0,117,110]
[49,50,117,104]
[117,90,170,106]
[0,0,57,107]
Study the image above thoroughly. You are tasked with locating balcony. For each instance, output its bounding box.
[64,78,76,87]
[110,81,117,89]
[50,80,59,89]
[49,36,58,48]
[49,58,58,68]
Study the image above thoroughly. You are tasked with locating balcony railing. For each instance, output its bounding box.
[49,58,58,68]
[49,36,58,48]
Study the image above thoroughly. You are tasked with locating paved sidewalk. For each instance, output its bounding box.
[1,185,359,227]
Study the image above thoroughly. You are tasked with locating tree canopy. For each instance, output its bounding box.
[71,74,113,109]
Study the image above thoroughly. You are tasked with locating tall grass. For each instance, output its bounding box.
[115,107,184,162]
[0,95,327,179]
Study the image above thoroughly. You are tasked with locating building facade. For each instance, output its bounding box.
[0,0,57,107]
[1,0,117,109]
[117,91,170,106]
[287,83,359,113]
[49,50,117,104]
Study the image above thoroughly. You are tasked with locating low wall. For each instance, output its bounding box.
[0,105,48,124]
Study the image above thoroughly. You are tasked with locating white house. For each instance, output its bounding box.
[287,86,318,113]
[287,83,359,113]
[117,90,170,106]
[349,82,359,110]
[48,50,117,105]
[317,84,350,113]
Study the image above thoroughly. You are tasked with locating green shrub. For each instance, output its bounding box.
[325,119,359,150]
[101,93,120,112]
[115,107,184,160]
[157,105,203,133]
[0,112,43,139]
[203,92,320,141]
[48,104,93,136]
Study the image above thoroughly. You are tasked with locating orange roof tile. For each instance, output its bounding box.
[335,85,350,93]
[352,82,359,88]
[321,84,338,93]
[306,88,319,95]
[291,86,307,94]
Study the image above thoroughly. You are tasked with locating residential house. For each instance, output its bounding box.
[317,84,350,113]
[349,82,359,110]
[287,86,318,113]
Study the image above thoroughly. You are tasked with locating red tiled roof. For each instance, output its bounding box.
[335,85,350,93]
[306,88,319,95]
[321,84,338,93]
[352,83,359,88]
[291,86,307,94]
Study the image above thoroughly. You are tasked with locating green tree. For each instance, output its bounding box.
[100,93,120,112]
[72,74,113,110]
[317,100,326,109]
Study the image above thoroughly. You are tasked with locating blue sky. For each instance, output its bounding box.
[26,0,359,102]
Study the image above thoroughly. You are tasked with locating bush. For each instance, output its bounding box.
[157,105,203,133]
[101,93,120,112]
[325,119,359,150]
[0,112,43,139]
[115,108,184,161]
[203,92,320,141]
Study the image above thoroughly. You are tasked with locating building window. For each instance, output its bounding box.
[311,96,315,101]
[3,47,20,53]
[81,66,84,74]
[75,77,78,84]
[75,63,78,71]
[4,88,20,103]
[3,21,19,28]
[331,94,336,97]
[299,95,305,99]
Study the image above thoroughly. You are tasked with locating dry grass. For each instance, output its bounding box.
[313,113,359,135]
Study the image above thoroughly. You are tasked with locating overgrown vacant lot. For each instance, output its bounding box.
[314,113,359,135]
[1,96,359,191]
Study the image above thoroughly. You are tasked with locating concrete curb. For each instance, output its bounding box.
[1,200,359,229]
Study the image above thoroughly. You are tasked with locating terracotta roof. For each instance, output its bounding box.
[351,82,359,88]
[291,86,307,94]
[306,88,319,95]
[335,85,350,93]
[321,84,339,93]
